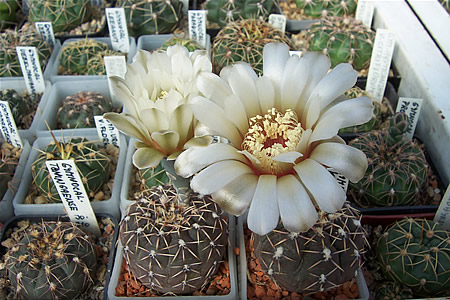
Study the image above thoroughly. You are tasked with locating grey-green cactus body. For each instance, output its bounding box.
[5,220,97,299]
[0,88,31,124]
[376,218,450,297]
[295,0,357,18]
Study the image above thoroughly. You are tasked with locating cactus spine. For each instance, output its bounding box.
[295,0,357,18]
[119,184,228,294]
[253,203,367,294]
[5,220,97,299]
[376,218,450,297]
[0,139,20,198]
[348,113,428,207]
[0,0,19,30]
[0,88,31,125]
[32,138,110,203]
[57,91,113,129]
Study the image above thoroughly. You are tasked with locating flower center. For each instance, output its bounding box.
[242,108,303,176]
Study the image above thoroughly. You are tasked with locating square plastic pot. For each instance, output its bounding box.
[34,79,121,137]
[107,216,238,300]
[0,140,30,223]
[237,216,370,300]
[0,213,119,300]
[12,132,127,219]
[119,138,139,216]
[0,78,52,141]
[49,37,137,82]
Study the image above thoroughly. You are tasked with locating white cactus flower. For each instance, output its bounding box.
[175,43,373,235]
[104,45,212,169]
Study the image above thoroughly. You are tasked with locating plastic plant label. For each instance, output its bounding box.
[327,167,349,193]
[35,22,56,47]
[104,55,127,103]
[94,116,120,147]
[188,10,207,48]
[365,29,395,103]
[434,183,450,231]
[268,14,286,33]
[355,0,374,28]
[289,51,302,57]
[181,0,189,16]
[90,0,103,6]
[46,160,101,236]
[395,97,423,139]
[16,46,46,97]
[106,8,130,53]
[0,101,23,148]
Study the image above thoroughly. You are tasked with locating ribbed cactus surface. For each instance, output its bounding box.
[295,0,357,18]
[119,184,228,294]
[0,88,31,125]
[376,218,450,297]
[253,203,367,294]
[5,220,97,299]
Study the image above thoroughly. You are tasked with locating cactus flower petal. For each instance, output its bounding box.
[132,147,165,169]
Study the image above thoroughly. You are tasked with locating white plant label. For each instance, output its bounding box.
[106,8,130,53]
[434,184,450,231]
[35,22,56,47]
[289,51,302,57]
[188,10,207,48]
[0,101,23,148]
[94,116,120,147]
[365,29,395,103]
[355,0,374,28]
[268,14,286,33]
[16,46,46,97]
[327,167,349,193]
[90,0,103,6]
[181,0,189,16]
[46,160,101,236]
[104,55,127,103]
[395,97,423,139]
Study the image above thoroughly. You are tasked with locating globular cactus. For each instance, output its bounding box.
[119,184,228,294]
[374,281,413,300]
[32,137,110,203]
[0,0,19,30]
[0,27,53,77]
[58,39,122,75]
[204,0,275,28]
[348,113,428,207]
[5,220,97,299]
[212,19,291,74]
[161,35,203,52]
[57,91,113,129]
[0,88,31,125]
[0,139,20,199]
[138,162,170,191]
[28,0,92,33]
[376,218,450,297]
[253,202,367,294]
[295,0,357,18]
[116,0,183,36]
[306,16,375,71]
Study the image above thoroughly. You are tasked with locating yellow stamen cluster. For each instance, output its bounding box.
[242,108,304,176]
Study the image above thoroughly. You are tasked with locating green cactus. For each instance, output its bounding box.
[5,220,97,299]
[161,35,203,52]
[376,218,450,297]
[0,139,20,199]
[139,161,170,191]
[0,27,53,77]
[204,0,276,28]
[57,91,113,129]
[0,88,31,125]
[58,39,122,75]
[32,137,111,203]
[119,184,228,294]
[253,202,367,294]
[374,281,414,300]
[0,0,19,30]
[348,113,428,207]
[295,0,357,18]
[116,0,183,36]
[28,0,92,33]
[306,16,375,71]
[212,19,291,74]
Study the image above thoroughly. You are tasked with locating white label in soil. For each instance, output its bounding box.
[365,29,395,103]
[104,55,127,103]
[434,183,450,231]
[327,167,349,193]
[90,0,103,6]
[355,0,374,28]
[268,14,286,33]
[0,101,23,148]
[289,51,303,57]
[35,22,56,47]
[106,8,130,53]
[16,46,46,97]
[188,10,207,48]
[45,160,101,236]
[395,97,423,139]
[94,116,120,147]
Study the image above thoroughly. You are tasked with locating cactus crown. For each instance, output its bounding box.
[295,0,357,18]
[5,220,97,299]
[386,112,409,146]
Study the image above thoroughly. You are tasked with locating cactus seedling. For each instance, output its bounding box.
[57,91,113,129]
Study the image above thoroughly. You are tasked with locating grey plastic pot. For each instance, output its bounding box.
[119,138,138,216]
[12,132,126,219]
